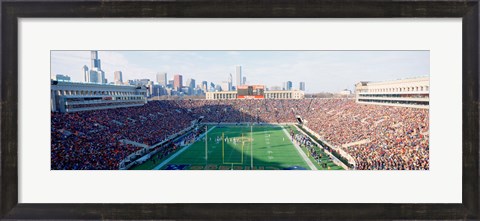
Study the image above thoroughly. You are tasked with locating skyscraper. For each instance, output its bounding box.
[91,51,101,69]
[89,71,99,83]
[243,76,247,85]
[174,74,183,90]
[202,81,208,92]
[114,71,123,84]
[186,78,196,90]
[299,82,306,91]
[87,51,105,84]
[210,82,215,91]
[286,81,293,90]
[235,65,242,87]
[156,73,167,86]
[83,65,89,82]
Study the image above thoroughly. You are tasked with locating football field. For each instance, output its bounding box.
[133,125,343,170]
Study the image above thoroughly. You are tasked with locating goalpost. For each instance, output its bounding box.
[250,124,253,168]
[205,125,208,168]
[222,132,244,165]
[212,124,253,169]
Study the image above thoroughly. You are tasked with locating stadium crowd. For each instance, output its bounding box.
[52,98,429,170]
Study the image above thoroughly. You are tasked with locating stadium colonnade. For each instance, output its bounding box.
[51,80,148,113]
[206,90,305,100]
[355,76,429,109]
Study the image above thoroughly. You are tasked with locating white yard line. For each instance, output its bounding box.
[152,126,216,170]
[281,127,317,171]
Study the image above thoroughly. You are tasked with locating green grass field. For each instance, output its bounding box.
[132,124,343,170]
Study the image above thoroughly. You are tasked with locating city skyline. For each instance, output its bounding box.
[51,50,429,93]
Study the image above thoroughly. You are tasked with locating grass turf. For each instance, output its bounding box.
[133,124,343,170]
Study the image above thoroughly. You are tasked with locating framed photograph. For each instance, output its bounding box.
[1,0,478,220]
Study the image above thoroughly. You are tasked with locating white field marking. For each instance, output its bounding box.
[281,127,317,170]
[268,156,274,160]
[152,126,216,170]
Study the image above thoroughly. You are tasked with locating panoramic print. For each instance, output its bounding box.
[51,51,429,170]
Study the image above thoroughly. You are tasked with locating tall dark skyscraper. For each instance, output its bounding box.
[186,78,195,90]
[286,81,293,90]
[91,51,101,69]
[299,82,306,91]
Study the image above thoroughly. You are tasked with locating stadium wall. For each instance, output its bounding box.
[355,76,429,109]
[51,80,148,112]
[205,90,305,100]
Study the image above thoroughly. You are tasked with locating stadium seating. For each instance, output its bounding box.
[51,98,429,170]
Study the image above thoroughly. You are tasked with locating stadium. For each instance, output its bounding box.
[51,77,429,170]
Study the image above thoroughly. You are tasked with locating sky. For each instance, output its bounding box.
[50,51,429,93]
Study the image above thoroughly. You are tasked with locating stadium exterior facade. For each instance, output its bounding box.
[354,76,429,109]
[51,81,148,113]
[205,90,305,100]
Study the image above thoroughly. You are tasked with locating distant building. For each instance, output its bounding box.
[83,65,89,82]
[167,80,174,88]
[174,74,183,90]
[201,81,208,92]
[149,84,166,97]
[299,82,306,91]
[114,71,123,84]
[128,79,150,86]
[355,76,429,109]
[235,65,242,87]
[181,86,191,95]
[89,71,99,83]
[339,89,352,96]
[243,76,247,85]
[55,74,71,82]
[83,51,107,84]
[147,81,154,97]
[156,73,167,86]
[210,82,216,92]
[186,78,196,91]
[286,81,293,90]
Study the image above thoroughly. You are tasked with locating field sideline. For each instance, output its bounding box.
[132,124,343,170]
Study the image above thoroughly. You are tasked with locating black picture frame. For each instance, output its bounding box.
[1,0,478,220]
